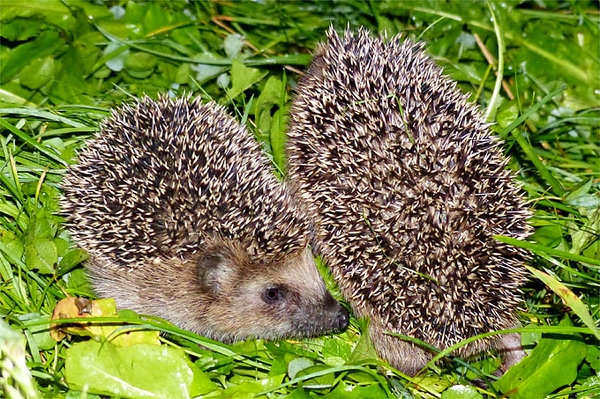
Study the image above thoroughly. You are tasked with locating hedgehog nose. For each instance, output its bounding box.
[334,306,350,332]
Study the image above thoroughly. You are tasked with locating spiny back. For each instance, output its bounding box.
[62,95,311,270]
[287,27,530,352]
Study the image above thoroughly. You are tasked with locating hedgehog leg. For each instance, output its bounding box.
[368,321,431,376]
[497,332,526,372]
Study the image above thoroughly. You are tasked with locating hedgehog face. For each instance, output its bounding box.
[86,241,348,343]
[197,244,349,342]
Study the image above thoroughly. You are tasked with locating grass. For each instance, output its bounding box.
[1,0,599,398]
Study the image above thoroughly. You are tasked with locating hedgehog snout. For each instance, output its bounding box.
[318,289,349,333]
[321,285,349,332]
[298,295,349,336]
[333,305,349,332]
[284,247,350,335]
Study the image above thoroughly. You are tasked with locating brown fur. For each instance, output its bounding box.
[87,239,345,341]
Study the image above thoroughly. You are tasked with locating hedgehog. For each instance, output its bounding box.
[286,27,531,375]
[61,95,349,343]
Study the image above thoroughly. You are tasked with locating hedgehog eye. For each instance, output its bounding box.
[262,286,284,303]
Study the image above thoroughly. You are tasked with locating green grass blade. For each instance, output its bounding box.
[526,265,600,341]
[495,235,600,267]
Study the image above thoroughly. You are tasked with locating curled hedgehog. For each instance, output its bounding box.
[62,95,349,342]
[286,28,531,375]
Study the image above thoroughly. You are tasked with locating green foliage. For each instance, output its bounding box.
[66,340,204,398]
[496,318,587,397]
[1,0,598,397]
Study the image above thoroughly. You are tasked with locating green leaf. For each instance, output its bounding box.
[188,356,220,397]
[580,375,600,397]
[64,268,93,295]
[565,179,600,208]
[571,207,600,256]
[227,59,267,100]
[510,126,565,197]
[25,237,57,274]
[0,229,24,261]
[141,3,171,35]
[495,236,600,266]
[102,43,129,72]
[21,314,55,351]
[520,324,542,355]
[254,76,289,172]
[511,20,599,109]
[530,225,562,248]
[287,357,314,380]
[0,18,44,41]
[566,193,600,209]
[58,248,88,276]
[441,385,484,399]
[48,46,89,104]
[124,52,158,79]
[0,30,63,84]
[565,179,594,202]
[25,210,57,241]
[65,340,201,398]
[0,0,73,32]
[345,370,380,384]
[254,76,283,116]
[0,107,88,128]
[20,56,55,89]
[495,100,520,129]
[224,374,285,396]
[267,105,288,174]
[268,356,288,377]
[586,344,600,373]
[328,380,389,398]
[348,318,378,364]
[322,338,352,366]
[296,364,335,389]
[54,237,68,256]
[495,318,587,397]
[25,208,64,274]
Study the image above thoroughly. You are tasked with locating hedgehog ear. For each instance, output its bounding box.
[197,250,235,296]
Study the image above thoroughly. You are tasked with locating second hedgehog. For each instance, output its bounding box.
[62,95,348,342]
[287,28,531,375]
